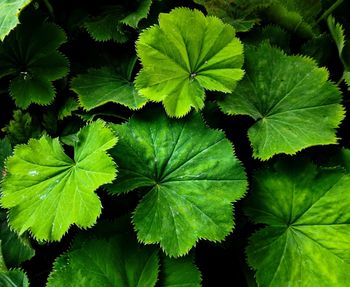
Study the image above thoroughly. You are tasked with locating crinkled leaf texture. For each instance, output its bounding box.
[84,0,152,42]
[0,269,29,287]
[0,211,34,269]
[0,120,117,241]
[0,139,11,179]
[0,21,69,108]
[219,44,345,160]
[135,8,244,117]
[71,58,147,110]
[0,0,32,41]
[245,160,350,287]
[108,109,247,257]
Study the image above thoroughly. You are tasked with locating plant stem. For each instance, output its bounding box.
[316,0,343,24]
[42,0,55,19]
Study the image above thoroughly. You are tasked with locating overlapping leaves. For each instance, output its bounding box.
[219,44,345,160]
[108,109,247,256]
[246,160,350,286]
[135,8,244,117]
[0,120,117,241]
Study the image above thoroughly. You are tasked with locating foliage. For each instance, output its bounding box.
[0,0,350,286]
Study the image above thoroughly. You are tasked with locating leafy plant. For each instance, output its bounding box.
[1,0,350,286]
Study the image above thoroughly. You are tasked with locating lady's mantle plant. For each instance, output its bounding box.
[0,0,350,286]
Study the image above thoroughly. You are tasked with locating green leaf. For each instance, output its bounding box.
[0,139,11,180]
[327,15,345,62]
[0,211,34,269]
[84,0,152,42]
[58,97,80,120]
[266,0,321,38]
[0,269,29,287]
[2,110,41,145]
[108,109,247,257]
[246,160,350,287]
[0,0,32,41]
[0,120,117,241]
[47,232,159,287]
[0,21,69,108]
[345,71,350,90]
[159,255,202,287]
[135,8,244,117]
[71,60,147,110]
[219,44,345,160]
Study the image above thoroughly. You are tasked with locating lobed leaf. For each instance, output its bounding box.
[135,8,244,117]
[219,44,345,160]
[108,109,247,256]
[0,120,117,241]
[246,160,350,286]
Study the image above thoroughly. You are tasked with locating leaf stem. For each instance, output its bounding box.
[316,0,343,24]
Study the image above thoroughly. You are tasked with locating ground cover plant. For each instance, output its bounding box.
[0,0,350,286]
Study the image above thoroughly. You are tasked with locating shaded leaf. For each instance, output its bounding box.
[0,21,69,108]
[135,8,244,117]
[0,120,117,241]
[219,44,345,160]
[0,269,29,287]
[246,160,350,287]
[108,109,247,256]
[71,58,147,110]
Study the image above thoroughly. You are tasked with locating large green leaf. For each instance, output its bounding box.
[0,269,29,287]
[84,0,152,42]
[135,8,244,117]
[0,211,34,269]
[0,21,69,108]
[0,0,32,41]
[71,58,147,110]
[0,120,117,241]
[246,160,350,287]
[108,109,247,256]
[47,220,159,287]
[219,44,345,160]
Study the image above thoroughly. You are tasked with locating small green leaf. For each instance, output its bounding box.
[344,71,350,90]
[47,230,159,287]
[0,269,29,287]
[135,8,244,117]
[0,21,69,108]
[0,120,117,241]
[71,63,147,111]
[219,44,345,160]
[327,15,345,62]
[246,160,350,287]
[2,110,41,145]
[108,109,247,257]
[84,0,152,43]
[0,0,32,41]
[159,255,202,287]
[58,97,80,120]
[0,211,34,268]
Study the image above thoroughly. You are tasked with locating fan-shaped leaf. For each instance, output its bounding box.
[135,8,244,117]
[108,109,247,257]
[219,44,345,160]
[71,58,147,110]
[0,21,69,108]
[0,0,32,41]
[0,120,117,241]
[246,160,350,287]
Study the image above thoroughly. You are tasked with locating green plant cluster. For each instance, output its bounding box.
[0,0,350,286]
